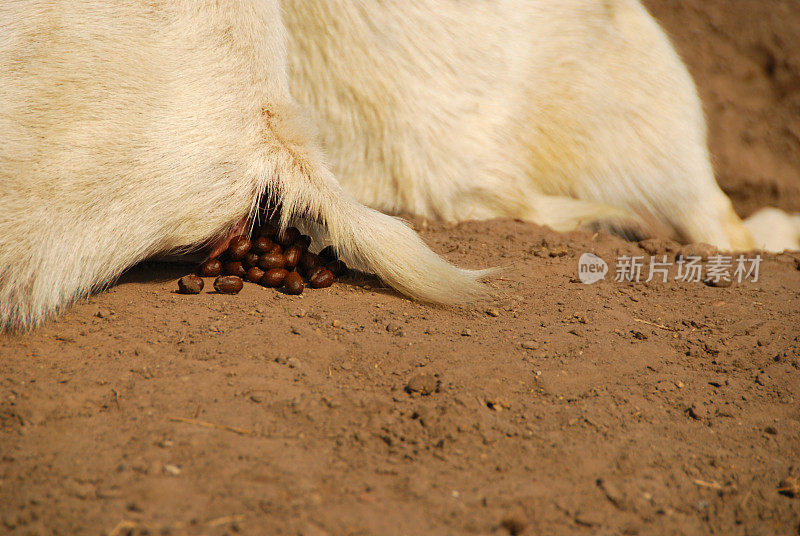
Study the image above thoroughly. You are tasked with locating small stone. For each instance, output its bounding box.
[461,329,472,337]
[764,425,778,435]
[677,243,717,261]
[521,341,538,350]
[163,464,181,476]
[95,307,115,318]
[704,277,733,288]
[638,237,680,256]
[405,374,439,395]
[686,402,706,420]
[250,395,264,404]
[500,515,527,536]
[486,308,500,317]
[778,477,800,498]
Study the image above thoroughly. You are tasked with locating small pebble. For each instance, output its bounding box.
[405,374,439,395]
[214,276,244,295]
[177,275,204,294]
[704,277,732,288]
[778,477,800,498]
[500,516,527,536]
[163,465,182,476]
[677,243,717,261]
[686,402,706,420]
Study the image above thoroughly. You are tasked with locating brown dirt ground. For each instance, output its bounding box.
[2,2,800,535]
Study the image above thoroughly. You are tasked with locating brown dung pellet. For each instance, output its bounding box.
[227,237,252,261]
[261,268,288,288]
[299,251,321,274]
[198,258,223,277]
[276,227,301,248]
[243,251,260,269]
[245,266,265,283]
[284,245,302,270]
[177,274,204,294]
[326,259,348,277]
[224,261,247,278]
[187,218,343,300]
[309,268,335,289]
[283,271,304,295]
[319,245,337,262]
[252,236,273,254]
[214,275,244,294]
[258,251,286,271]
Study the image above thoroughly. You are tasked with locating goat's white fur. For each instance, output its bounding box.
[0,0,796,330]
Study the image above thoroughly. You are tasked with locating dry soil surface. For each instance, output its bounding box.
[2,1,800,535]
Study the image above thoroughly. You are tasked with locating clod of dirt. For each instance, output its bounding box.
[405,374,439,395]
[676,243,718,261]
[686,402,707,420]
[485,397,510,411]
[704,277,733,288]
[500,515,527,535]
[631,330,648,340]
[95,307,115,318]
[638,237,681,256]
[777,477,800,498]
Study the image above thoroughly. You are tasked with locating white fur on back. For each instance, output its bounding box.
[2,1,797,329]
[0,1,486,329]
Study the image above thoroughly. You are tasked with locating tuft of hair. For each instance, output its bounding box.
[287,185,492,305]
[253,106,493,306]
